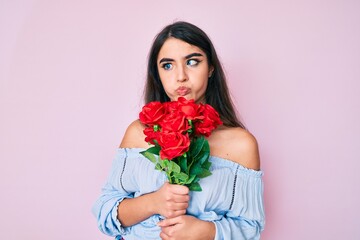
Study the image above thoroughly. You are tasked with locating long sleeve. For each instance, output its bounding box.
[213,215,264,240]
[211,163,265,240]
[92,149,134,237]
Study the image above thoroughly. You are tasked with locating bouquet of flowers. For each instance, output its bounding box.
[139,97,222,191]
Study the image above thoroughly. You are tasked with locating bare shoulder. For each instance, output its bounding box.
[119,119,149,148]
[208,127,260,170]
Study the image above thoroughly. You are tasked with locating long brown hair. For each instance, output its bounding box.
[144,21,245,128]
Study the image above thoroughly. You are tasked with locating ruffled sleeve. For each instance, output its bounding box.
[213,164,265,240]
[92,148,134,237]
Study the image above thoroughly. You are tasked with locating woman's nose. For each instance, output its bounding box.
[177,65,188,82]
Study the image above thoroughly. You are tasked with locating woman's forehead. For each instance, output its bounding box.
[158,38,205,59]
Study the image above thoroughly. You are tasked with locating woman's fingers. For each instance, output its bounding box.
[165,200,188,210]
[159,231,169,240]
[155,182,190,218]
[172,193,190,203]
[167,183,189,195]
[158,216,182,227]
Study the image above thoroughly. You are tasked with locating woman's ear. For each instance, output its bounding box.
[209,66,214,78]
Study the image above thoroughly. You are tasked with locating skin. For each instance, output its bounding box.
[157,37,213,103]
[117,38,260,240]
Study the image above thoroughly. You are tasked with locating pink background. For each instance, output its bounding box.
[1,1,359,239]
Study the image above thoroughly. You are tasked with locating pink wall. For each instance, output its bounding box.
[1,1,359,239]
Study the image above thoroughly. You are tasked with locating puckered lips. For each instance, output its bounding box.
[176,86,191,96]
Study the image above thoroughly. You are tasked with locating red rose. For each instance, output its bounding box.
[139,101,166,126]
[157,131,190,160]
[160,112,190,133]
[194,104,223,137]
[143,127,160,145]
[177,97,203,120]
[164,101,180,114]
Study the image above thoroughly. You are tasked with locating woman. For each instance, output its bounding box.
[93,21,265,240]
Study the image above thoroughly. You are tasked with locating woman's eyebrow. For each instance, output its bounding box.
[158,53,204,64]
[159,58,174,64]
[185,53,203,59]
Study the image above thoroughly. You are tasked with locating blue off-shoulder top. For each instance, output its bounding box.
[92,148,265,240]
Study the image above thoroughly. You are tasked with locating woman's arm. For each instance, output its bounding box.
[158,214,264,240]
[158,215,215,240]
[117,120,189,227]
[118,182,189,227]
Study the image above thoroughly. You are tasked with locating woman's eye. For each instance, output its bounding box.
[162,63,172,70]
[187,59,199,66]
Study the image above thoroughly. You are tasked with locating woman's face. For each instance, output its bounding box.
[157,37,213,103]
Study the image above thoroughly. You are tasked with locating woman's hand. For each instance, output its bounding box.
[158,215,215,240]
[152,182,190,218]
[118,182,189,227]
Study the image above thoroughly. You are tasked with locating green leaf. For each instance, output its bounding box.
[169,161,181,173]
[155,163,161,170]
[179,157,188,172]
[173,172,189,183]
[146,146,160,155]
[198,169,212,178]
[188,182,202,191]
[190,137,205,158]
[202,159,212,170]
[140,151,157,164]
[187,155,195,171]
[196,150,210,165]
[159,159,168,169]
[202,139,210,152]
[189,162,203,175]
[186,174,196,184]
